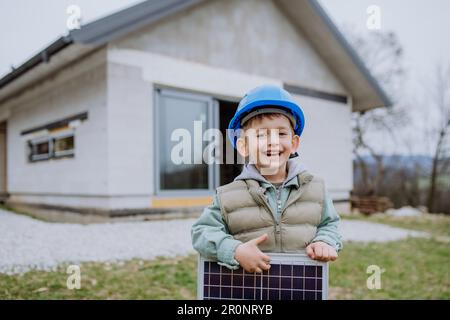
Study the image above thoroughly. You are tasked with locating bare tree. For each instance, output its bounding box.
[425,64,450,213]
[344,29,409,195]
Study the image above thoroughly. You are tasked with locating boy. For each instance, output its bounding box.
[191,85,342,273]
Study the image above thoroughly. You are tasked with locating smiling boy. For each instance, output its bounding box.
[191,85,342,273]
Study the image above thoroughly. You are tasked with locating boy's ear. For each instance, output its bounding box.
[236,137,249,157]
[291,135,300,152]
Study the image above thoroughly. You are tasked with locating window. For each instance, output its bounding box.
[54,134,75,158]
[28,137,52,162]
[27,132,75,162]
[23,113,86,163]
[155,89,217,193]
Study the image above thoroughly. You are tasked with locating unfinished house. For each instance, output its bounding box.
[0,0,390,220]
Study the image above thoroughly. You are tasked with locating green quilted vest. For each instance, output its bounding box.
[216,171,324,252]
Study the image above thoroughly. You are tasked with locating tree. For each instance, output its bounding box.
[344,29,409,195]
[424,64,450,213]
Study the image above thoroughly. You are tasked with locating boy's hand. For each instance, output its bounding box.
[234,234,271,273]
[306,241,338,262]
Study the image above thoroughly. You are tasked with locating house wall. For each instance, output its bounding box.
[0,122,6,195]
[106,62,154,209]
[113,0,347,96]
[292,95,353,200]
[106,49,352,209]
[0,0,353,214]
[106,0,352,209]
[0,49,110,209]
[106,50,280,210]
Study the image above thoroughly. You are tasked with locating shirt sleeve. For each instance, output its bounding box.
[311,189,343,252]
[191,194,242,269]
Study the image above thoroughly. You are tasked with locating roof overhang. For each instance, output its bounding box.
[0,0,202,104]
[0,42,97,104]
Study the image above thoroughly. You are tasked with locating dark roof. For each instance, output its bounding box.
[0,36,72,91]
[0,0,390,108]
[0,0,200,90]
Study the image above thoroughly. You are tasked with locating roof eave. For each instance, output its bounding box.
[0,35,73,91]
[0,0,203,93]
[70,0,203,45]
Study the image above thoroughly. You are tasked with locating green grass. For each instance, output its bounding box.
[1,215,449,300]
[1,238,448,299]
[0,256,198,300]
[329,238,449,299]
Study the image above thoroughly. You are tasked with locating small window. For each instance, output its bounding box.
[27,132,75,162]
[54,135,74,158]
[28,138,52,162]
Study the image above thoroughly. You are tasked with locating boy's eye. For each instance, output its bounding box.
[257,132,268,138]
[255,130,289,138]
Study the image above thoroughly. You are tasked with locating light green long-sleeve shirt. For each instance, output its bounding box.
[191,169,343,269]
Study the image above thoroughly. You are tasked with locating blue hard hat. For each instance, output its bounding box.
[228,84,305,148]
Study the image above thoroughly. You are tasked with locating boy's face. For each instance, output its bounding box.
[236,114,300,175]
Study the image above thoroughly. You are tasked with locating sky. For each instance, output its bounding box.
[1,0,448,157]
[319,0,450,158]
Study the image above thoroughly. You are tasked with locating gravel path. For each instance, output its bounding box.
[339,220,428,242]
[0,209,428,274]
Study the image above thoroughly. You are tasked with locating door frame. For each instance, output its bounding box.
[153,87,220,196]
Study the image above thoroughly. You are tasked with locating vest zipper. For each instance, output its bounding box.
[276,186,281,218]
[276,185,282,251]
[256,187,281,250]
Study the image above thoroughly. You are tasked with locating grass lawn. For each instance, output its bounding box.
[0,257,197,300]
[329,238,449,299]
[1,215,449,299]
[1,238,448,300]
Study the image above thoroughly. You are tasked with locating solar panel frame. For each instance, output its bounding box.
[197,253,328,300]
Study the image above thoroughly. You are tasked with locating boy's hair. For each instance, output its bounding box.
[241,112,295,133]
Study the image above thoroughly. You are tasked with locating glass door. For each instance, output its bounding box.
[155,88,216,195]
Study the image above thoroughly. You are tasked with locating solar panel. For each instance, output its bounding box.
[197,253,328,300]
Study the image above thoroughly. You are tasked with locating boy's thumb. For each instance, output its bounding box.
[253,234,268,245]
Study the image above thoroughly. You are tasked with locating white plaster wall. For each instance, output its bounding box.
[0,124,6,194]
[106,62,154,208]
[4,50,109,208]
[112,0,346,96]
[106,49,281,209]
[107,49,352,203]
[292,95,353,200]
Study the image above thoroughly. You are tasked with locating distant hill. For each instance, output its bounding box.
[353,155,437,184]
[354,155,433,172]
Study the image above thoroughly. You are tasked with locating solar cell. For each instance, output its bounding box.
[197,253,328,300]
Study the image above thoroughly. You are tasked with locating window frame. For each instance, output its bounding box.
[27,130,75,163]
[154,87,219,196]
[52,131,75,158]
[28,136,53,162]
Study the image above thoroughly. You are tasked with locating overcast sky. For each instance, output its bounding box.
[1,0,448,157]
[319,0,450,157]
